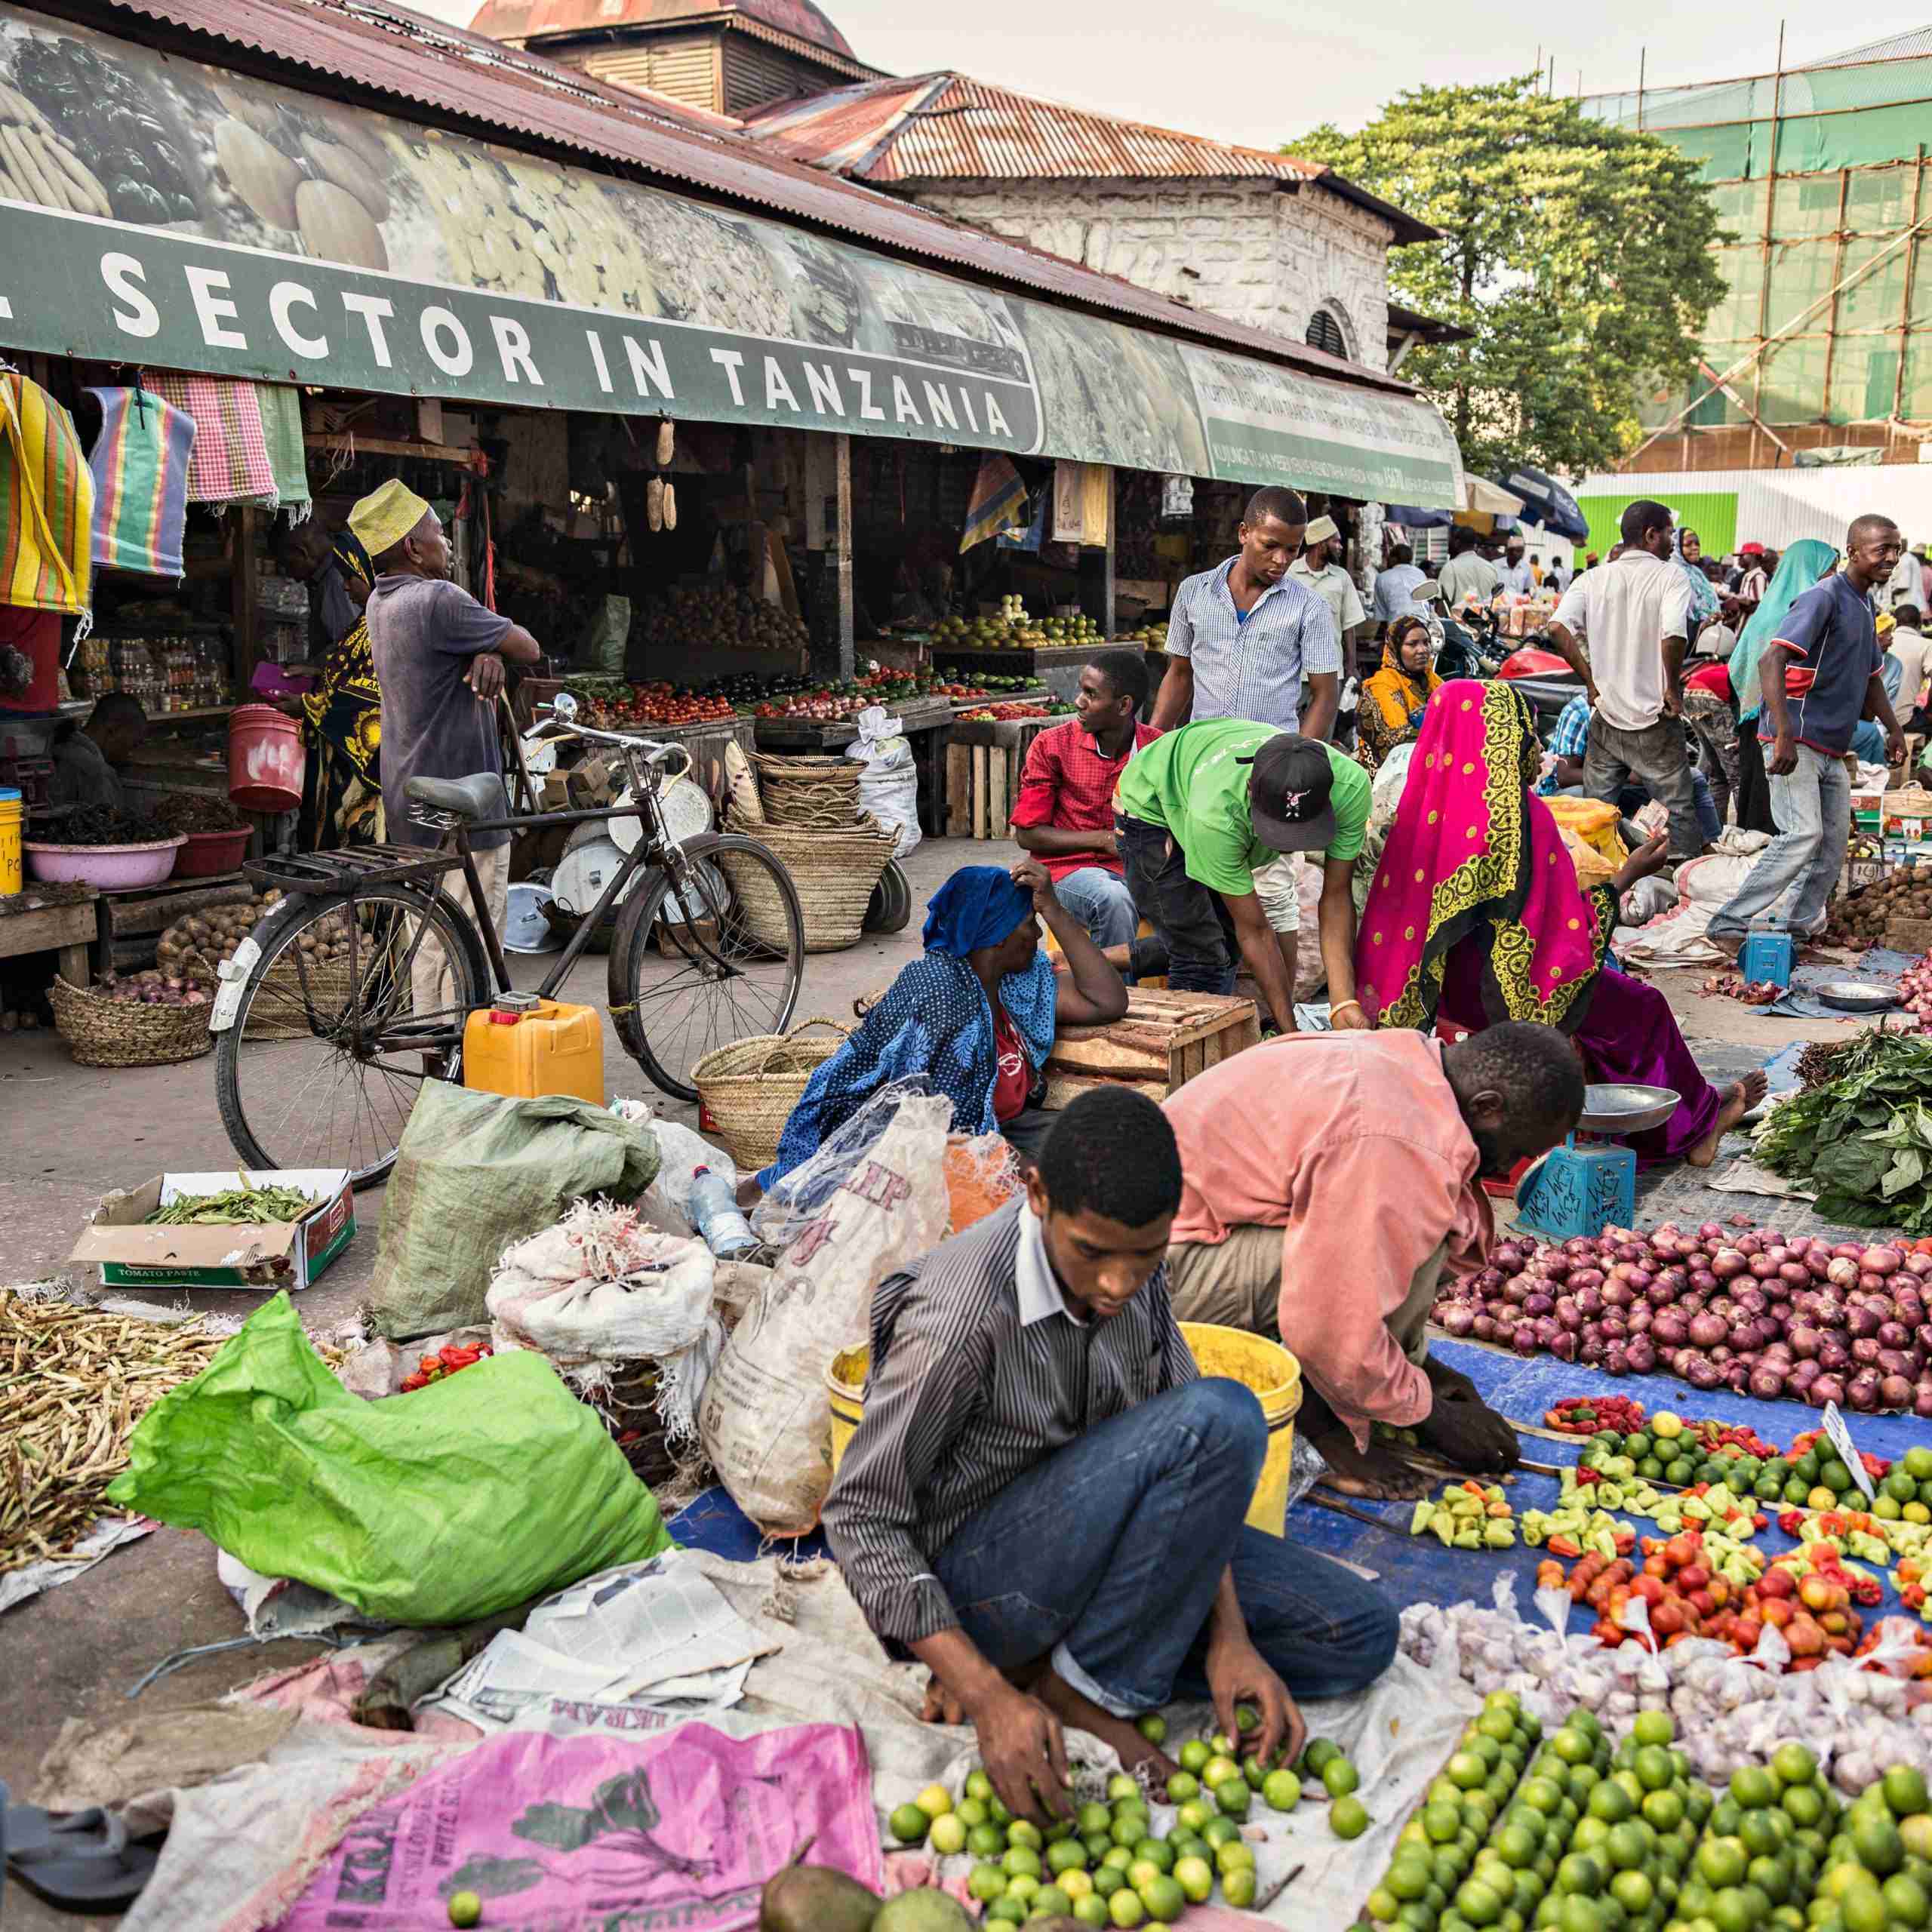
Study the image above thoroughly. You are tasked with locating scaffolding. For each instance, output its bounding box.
[1581,29,1932,472]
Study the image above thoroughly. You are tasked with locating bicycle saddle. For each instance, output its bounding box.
[404,773,506,821]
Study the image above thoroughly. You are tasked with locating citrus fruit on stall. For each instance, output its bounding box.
[928,1814,965,1857]
[1107,1890,1145,1929]
[891,1803,931,1844]
[1323,1756,1361,1798]
[1172,1855,1214,1905]
[1137,1873,1184,1924]
[1263,1767,1300,1812]
[448,1895,482,1929]
[1332,1795,1370,1838]
[1884,1766,1930,1817]
[1221,1866,1257,1909]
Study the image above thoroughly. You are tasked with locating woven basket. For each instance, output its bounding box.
[691,1018,851,1171]
[49,975,213,1069]
[721,814,897,954]
[754,753,861,829]
[244,951,361,1040]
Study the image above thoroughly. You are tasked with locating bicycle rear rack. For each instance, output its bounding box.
[248,844,463,894]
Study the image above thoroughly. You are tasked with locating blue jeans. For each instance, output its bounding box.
[1851,718,1885,765]
[1052,866,1140,957]
[1118,814,1238,997]
[931,1380,1397,1715]
[1708,743,1851,943]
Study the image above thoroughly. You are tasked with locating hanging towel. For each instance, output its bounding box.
[1079,462,1109,546]
[959,452,1028,552]
[1051,460,1083,543]
[85,385,192,577]
[147,374,275,503]
[0,369,94,621]
[257,384,310,518]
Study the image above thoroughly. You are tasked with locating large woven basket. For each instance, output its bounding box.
[753,753,860,829]
[243,951,361,1040]
[692,1018,851,1171]
[721,814,897,953]
[49,975,213,1068]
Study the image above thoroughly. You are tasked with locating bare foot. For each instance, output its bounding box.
[1313,1429,1432,1501]
[1687,1069,1768,1168]
[1032,1670,1180,1787]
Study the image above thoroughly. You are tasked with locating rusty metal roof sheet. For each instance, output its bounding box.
[44,0,1417,393]
[469,0,868,69]
[746,72,1441,247]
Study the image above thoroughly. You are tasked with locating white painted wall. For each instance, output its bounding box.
[1568,463,1932,555]
[908,176,1393,373]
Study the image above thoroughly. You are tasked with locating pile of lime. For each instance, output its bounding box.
[895,1765,1255,1924]
[1169,1709,1358,1835]
[1784,1759,1930,1932]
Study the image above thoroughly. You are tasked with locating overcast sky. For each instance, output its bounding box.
[417,2,1929,146]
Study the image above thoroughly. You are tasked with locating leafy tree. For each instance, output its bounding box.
[1292,78,1727,477]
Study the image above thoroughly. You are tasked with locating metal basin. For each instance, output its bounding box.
[1579,1082,1680,1135]
[1817,980,1898,1014]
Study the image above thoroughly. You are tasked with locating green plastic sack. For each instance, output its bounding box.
[107,1294,672,1625]
[370,1084,660,1340]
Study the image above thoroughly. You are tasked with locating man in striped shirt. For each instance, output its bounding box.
[1149,487,1341,739]
[821,1089,1396,1822]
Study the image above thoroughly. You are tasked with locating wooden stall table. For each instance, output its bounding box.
[0,881,97,987]
[851,982,1260,1108]
[1043,987,1260,1107]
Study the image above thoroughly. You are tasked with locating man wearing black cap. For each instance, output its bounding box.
[1113,720,1371,1034]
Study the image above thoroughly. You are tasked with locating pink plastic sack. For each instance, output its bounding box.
[274,1721,881,1929]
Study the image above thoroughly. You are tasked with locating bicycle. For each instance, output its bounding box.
[210,697,804,1186]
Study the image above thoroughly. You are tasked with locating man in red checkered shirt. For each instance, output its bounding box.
[1009,649,1161,955]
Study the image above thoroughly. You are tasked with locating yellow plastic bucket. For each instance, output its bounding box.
[823,1321,1301,1537]
[828,1344,869,1481]
[0,788,20,895]
[1181,1322,1301,1537]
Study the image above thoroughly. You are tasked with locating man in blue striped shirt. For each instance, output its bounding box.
[1149,487,1342,739]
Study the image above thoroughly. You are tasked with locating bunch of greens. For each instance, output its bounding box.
[1757,1027,1932,1232]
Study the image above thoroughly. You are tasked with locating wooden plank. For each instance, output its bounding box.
[972,745,989,840]
[1044,1070,1171,1110]
[0,897,97,961]
[946,744,971,837]
[97,875,254,943]
[1178,1039,1205,1084]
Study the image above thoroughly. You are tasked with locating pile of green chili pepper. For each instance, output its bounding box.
[145,1177,319,1226]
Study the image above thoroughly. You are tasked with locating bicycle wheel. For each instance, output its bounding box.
[608,832,804,1101]
[215,882,490,1188]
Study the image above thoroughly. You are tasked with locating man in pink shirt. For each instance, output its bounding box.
[1163,1023,1584,1498]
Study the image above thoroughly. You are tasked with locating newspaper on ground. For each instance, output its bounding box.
[420,1549,777,1732]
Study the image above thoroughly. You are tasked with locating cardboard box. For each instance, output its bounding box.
[70,1168,354,1292]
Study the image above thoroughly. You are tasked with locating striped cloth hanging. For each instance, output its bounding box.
[85,385,192,578]
[146,373,274,502]
[0,369,94,623]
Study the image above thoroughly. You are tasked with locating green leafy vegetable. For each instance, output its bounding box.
[1756,1027,1932,1232]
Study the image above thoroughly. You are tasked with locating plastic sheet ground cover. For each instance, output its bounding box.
[1281,1338,1927,1626]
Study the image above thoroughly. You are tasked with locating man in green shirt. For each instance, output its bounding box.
[1115,723,1371,1034]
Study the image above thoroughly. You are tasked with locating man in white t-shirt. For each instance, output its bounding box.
[1889,605,1928,724]
[1547,498,1703,858]
[1499,536,1533,596]
[1438,528,1499,613]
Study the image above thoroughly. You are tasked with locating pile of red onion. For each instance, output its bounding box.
[1896,955,1932,1032]
[1432,1222,1932,1414]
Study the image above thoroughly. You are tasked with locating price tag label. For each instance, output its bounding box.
[1820,1402,1878,1502]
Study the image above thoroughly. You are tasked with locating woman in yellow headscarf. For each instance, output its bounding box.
[1357,614,1440,771]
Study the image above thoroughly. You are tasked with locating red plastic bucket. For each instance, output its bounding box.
[228,705,305,813]
[174,826,252,876]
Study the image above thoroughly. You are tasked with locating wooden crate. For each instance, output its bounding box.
[1042,988,1261,1107]
[1885,918,1932,952]
[95,872,256,975]
[943,715,1057,840]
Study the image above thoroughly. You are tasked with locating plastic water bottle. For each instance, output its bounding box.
[688,1166,758,1258]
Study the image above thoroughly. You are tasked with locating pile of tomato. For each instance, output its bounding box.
[400,1341,492,1393]
[575,683,736,727]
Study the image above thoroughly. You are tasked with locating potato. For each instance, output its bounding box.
[296,179,386,271]
[214,119,301,229]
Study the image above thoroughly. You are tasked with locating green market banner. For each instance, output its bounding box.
[0,8,1460,506]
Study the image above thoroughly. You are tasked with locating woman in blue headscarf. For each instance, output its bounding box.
[1728,539,1840,833]
[1673,529,1722,632]
[757,860,1129,1186]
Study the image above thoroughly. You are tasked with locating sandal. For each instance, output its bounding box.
[5,1795,162,1912]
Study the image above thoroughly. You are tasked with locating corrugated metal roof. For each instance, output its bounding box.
[469,0,867,69]
[41,0,1417,394]
[745,71,1441,247]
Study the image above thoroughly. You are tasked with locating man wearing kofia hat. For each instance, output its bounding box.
[351,481,542,1017]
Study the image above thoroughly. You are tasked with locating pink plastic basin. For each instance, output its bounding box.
[23,835,185,889]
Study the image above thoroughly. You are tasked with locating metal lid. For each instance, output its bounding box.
[492,992,541,1014]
